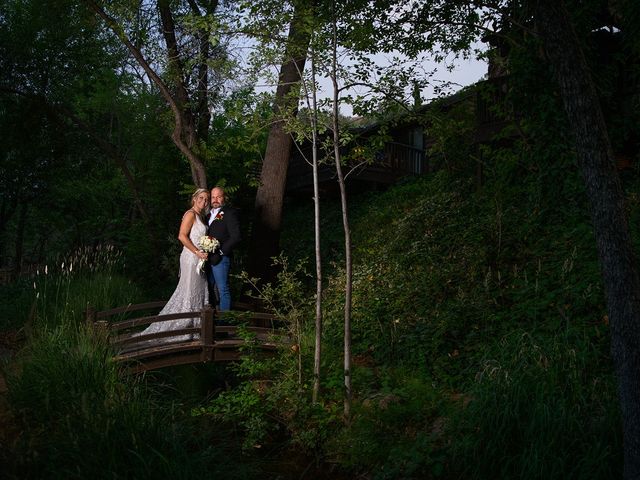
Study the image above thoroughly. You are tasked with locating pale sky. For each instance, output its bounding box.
[241,39,488,117]
[297,45,488,117]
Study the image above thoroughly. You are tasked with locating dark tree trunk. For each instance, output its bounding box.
[188,0,216,141]
[157,0,207,187]
[249,4,312,281]
[0,196,17,235]
[535,1,640,477]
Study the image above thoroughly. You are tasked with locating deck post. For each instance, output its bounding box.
[85,304,97,326]
[201,306,215,361]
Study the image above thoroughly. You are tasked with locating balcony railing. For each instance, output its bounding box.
[286,141,427,192]
[382,142,426,176]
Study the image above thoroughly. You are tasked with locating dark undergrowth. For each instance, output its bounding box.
[1,163,632,479]
[272,160,626,479]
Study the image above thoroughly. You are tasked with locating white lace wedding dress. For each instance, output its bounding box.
[140,212,209,344]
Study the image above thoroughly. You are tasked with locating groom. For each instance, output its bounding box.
[206,186,240,311]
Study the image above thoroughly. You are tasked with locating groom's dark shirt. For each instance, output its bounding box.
[206,205,240,257]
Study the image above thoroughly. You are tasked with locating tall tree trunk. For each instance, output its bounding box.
[330,7,352,421]
[249,3,312,281]
[0,196,18,265]
[157,0,207,186]
[187,0,216,141]
[304,45,323,404]
[535,1,640,477]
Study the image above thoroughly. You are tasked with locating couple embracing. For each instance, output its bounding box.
[142,186,240,341]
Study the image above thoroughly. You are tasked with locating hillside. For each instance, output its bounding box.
[278,166,624,478]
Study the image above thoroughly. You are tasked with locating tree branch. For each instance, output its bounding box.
[82,0,207,187]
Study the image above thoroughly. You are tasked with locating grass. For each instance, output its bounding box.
[30,244,145,329]
[449,328,621,479]
[2,244,259,479]
[5,322,255,479]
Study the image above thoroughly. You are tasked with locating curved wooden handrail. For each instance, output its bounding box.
[97,301,168,319]
[87,301,284,372]
[114,327,201,347]
[110,311,201,331]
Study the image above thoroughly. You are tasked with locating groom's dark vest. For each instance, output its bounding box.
[206,206,241,256]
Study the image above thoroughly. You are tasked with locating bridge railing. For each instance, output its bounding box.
[86,301,282,372]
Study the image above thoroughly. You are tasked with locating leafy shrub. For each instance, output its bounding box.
[197,256,337,453]
[328,368,447,479]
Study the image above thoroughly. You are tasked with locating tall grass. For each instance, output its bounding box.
[448,328,622,480]
[4,244,256,479]
[31,244,142,328]
[6,323,251,479]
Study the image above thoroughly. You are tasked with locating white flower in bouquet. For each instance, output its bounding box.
[197,235,220,273]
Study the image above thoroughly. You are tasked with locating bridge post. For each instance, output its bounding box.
[85,304,97,326]
[201,306,215,361]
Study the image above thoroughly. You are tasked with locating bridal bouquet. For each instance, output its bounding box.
[197,235,220,273]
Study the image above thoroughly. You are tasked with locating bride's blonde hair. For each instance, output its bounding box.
[191,188,209,205]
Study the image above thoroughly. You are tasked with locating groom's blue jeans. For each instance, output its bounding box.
[209,255,231,311]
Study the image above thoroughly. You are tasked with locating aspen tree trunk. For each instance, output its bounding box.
[534,1,640,476]
[330,4,352,421]
[309,46,323,404]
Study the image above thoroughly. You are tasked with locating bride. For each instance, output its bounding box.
[140,188,210,343]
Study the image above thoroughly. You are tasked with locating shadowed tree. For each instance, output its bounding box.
[83,0,230,188]
[533,1,640,476]
[248,0,313,281]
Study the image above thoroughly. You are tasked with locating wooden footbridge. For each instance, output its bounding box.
[86,301,285,373]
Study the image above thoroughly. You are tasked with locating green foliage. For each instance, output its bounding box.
[279,110,622,476]
[195,255,337,452]
[328,368,447,479]
[239,254,312,316]
[421,94,477,174]
[193,346,333,452]
[449,329,621,479]
[5,322,250,479]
